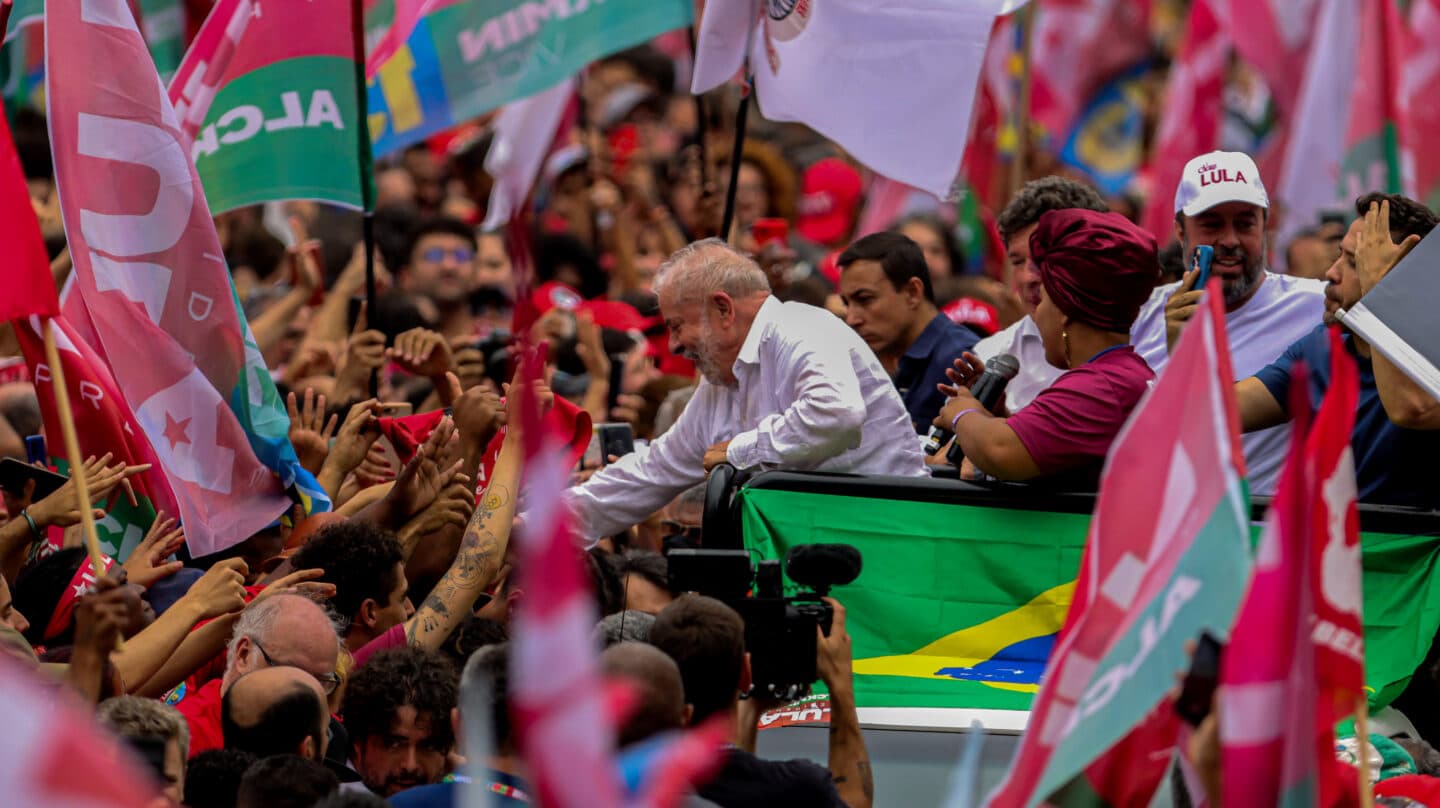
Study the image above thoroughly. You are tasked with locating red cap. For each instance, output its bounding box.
[797,158,863,246]
[530,281,585,316]
[941,297,1000,337]
[581,299,652,333]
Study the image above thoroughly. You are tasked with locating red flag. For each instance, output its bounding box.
[1139,0,1226,244]
[1219,326,1362,807]
[1401,0,1440,207]
[46,0,291,555]
[0,655,158,806]
[14,314,180,558]
[0,94,58,321]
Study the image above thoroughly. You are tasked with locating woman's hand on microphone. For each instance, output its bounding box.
[939,351,987,395]
[934,387,982,430]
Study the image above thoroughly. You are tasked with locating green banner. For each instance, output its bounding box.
[739,486,1440,714]
[365,0,692,156]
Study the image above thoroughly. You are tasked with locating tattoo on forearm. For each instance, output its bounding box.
[411,483,512,644]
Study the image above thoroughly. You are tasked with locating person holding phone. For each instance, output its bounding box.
[1128,151,1326,495]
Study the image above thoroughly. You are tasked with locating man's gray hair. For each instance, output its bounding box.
[226,592,343,661]
[594,610,657,647]
[99,695,190,756]
[653,238,770,303]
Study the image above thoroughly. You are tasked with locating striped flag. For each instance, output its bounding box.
[46,0,293,555]
[987,283,1253,807]
[0,99,56,322]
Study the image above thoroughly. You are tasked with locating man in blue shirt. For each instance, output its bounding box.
[1236,194,1440,506]
[838,232,979,433]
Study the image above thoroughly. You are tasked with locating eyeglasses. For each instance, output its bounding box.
[421,247,475,264]
[252,638,341,694]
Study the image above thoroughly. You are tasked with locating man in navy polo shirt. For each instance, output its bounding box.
[838,232,979,434]
[1235,193,1440,506]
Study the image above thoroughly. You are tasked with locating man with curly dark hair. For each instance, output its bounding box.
[344,647,458,797]
[291,522,411,654]
[973,176,1110,414]
[1237,192,1440,506]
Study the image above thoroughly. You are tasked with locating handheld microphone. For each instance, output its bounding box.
[923,353,1020,456]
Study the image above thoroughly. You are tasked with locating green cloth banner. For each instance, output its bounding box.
[739,486,1440,714]
[364,0,692,156]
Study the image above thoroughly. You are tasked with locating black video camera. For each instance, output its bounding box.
[666,543,862,701]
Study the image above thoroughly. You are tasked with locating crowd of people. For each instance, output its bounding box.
[1,32,1439,808]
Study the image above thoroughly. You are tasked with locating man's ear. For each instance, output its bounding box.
[712,291,735,323]
[299,734,316,761]
[359,599,378,631]
[905,276,927,305]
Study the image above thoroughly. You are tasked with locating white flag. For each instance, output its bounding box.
[482,78,575,231]
[1274,0,1360,257]
[693,0,1005,200]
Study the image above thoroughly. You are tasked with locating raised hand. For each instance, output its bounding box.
[447,335,488,395]
[446,373,505,450]
[251,567,336,604]
[180,558,249,620]
[29,454,151,528]
[390,327,454,379]
[1357,199,1423,294]
[399,473,477,550]
[388,416,463,520]
[286,388,338,474]
[333,301,387,401]
[120,512,185,589]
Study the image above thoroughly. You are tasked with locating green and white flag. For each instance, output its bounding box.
[170,0,371,212]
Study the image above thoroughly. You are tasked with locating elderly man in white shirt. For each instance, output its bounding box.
[566,238,926,542]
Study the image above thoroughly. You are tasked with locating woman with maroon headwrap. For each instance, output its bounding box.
[934,209,1159,483]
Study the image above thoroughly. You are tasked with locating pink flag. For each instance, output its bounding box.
[0,95,58,321]
[1139,0,1226,243]
[168,0,254,145]
[1339,0,1407,199]
[1220,326,1361,807]
[46,0,290,555]
[1224,0,1317,118]
[1401,0,1440,208]
[0,655,158,807]
[364,0,435,79]
[481,78,577,231]
[987,284,1253,805]
[510,345,625,808]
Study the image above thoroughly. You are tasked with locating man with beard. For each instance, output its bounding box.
[398,217,482,341]
[564,238,926,543]
[1236,195,1440,506]
[1130,151,1325,495]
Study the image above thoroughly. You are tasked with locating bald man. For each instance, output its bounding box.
[222,665,330,760]
[175,593,342,757]
[600,641,689,747]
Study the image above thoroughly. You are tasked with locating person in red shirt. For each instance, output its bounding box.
[936,209,1158,484]
[173,592,342,758]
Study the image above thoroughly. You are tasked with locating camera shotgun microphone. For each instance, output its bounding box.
[923,353,1021,455]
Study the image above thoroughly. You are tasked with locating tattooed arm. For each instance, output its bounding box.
[404,429,522,650]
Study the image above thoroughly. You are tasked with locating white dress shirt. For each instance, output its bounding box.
[1130,270,1326,494]
[566,297,927,541]
[972,316,1064,413]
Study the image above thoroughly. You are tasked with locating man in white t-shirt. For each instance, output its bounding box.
[1129,151,1325,494]
[972,177,1110,414]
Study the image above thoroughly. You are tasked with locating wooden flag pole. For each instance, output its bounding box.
[40,318,107,580]
[1355,695,1376,808]
[1007,1,1037,200]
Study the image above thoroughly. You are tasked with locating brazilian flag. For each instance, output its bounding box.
[738,474,1440,714]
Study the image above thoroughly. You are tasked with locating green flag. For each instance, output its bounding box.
[170,0,371,213]
[739,483,1440,716]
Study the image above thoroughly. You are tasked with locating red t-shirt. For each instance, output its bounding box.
[1006,346,1154,478]
[352,623,407,670]
[174,678,225,759]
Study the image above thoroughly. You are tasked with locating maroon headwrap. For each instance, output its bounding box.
[1029,209,1159,333]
